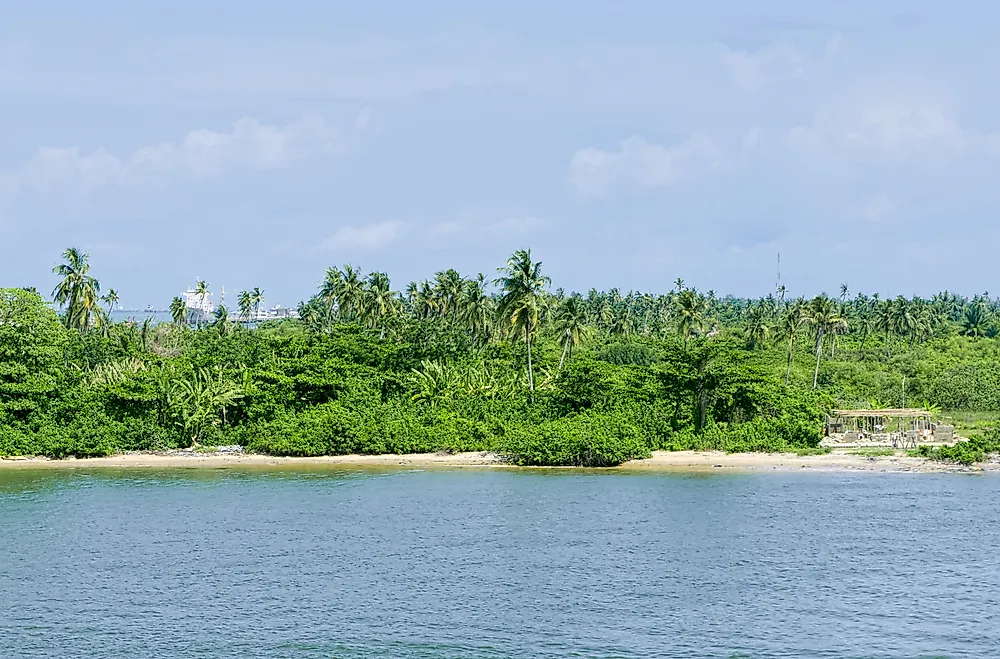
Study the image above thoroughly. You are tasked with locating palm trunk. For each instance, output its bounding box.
[558,334,569,372]
[785,334,795,385]
[525,327,535,401]
[813,328,824,389]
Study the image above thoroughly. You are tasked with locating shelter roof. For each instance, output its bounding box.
[832,409,931,418]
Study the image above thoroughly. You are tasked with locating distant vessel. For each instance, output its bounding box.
[183,283,214,318]
[178,282,297,322]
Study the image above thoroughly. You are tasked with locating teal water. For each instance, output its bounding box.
[1,468,998,658]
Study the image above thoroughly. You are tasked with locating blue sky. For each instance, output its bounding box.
[1,0,998,308]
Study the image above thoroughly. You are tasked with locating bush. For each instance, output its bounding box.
[500,411,650,467]
[914,429,1000,465]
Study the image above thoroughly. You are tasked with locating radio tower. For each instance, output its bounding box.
[775,252,784,302]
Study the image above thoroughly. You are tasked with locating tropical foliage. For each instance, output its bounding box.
[3,249,1000,464]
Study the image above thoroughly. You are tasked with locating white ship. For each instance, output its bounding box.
[183,282,214,318]
[179,282,297,322]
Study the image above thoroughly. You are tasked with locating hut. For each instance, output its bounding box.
[822,409,950,448]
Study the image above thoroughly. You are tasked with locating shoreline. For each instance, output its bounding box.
[1,450,995,473]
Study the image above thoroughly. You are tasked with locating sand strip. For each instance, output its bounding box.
[1,450,995,473]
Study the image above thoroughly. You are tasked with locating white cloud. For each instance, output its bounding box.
[7,116,340,196]
[431,215,543,239]
[570,135,723,196]
[355,107,373,131]
[787,101,976,162]
[322,220,403,251]
[859,193,896,223]
[720,42,810,90]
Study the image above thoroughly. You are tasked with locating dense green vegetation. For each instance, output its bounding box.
[2,248,999,465]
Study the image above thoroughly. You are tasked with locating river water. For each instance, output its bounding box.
[1,468,998,658]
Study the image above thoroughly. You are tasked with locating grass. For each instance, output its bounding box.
[789,447,831,457]
[941,411,1000,435]
[847,448,897,457]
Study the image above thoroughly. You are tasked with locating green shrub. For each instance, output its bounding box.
[500,411,650,467]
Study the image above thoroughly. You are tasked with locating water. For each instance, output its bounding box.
[1,468,998,658]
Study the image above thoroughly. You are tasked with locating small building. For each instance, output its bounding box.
[822,409,953,448]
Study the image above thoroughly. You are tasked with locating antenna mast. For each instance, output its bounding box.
[775,252,782,299]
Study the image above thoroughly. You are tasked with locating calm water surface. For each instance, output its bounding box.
[1,468,998,658]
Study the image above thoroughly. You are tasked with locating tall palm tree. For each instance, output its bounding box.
[674,278,685,292]
[433,268,465,318]
[170,296,188,325]
[237,291,253,326]
[744,303,771,350]
[213,304,234,336]
[554,295,590,371]
[194,280,209,323]
[101,289,120,314]
[806,295,844,389]
[781,301,807,385]
[52,247,104,330]
[251,287,264,321]
[675,289,708,349]
[362,272,399,336]
[459,274,494,348]
[495,249,550,396]
[338,265,365,321]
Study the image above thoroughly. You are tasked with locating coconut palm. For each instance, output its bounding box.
[170,296,188,325]
[213,304,234,337]
[459,274,494,348]
[101,289,120,314]
[675,289,708,349]
[495,249,550,396]
[251,287,264,321]
[52,247,104,331]
[337,265,365,321]
[554,295,590,371]
[362,272,399,336]
[780,301,807,385]
[237,291,253,326]
[960,302,991,338]
[805,295,844,389]
[744,303,772,350]
[433,269,465,318]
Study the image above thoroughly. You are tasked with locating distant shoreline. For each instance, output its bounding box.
[1,450,995,473]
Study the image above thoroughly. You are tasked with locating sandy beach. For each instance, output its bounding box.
[1,449,994,472]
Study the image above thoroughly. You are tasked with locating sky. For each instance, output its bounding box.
[2,0,998,308]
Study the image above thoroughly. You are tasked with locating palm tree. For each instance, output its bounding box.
[674,278,685,292]
[459,274,494,348]
[781,301,807,385]
[251,287,264,321]
[362,272,399,336]
[960,302,991,337]
[170,296,188,325]
[805,295,844,389]
[320,266,343,322]
[877,299,896,357]
[213,304,234,337]
[675,289,708,349]
[101,289,120,314]
[52,247,104,331]
[194,280,209,323]
[338,265,365,321]
[744,303,771,349]
[495,249,550,397]
[433,269,465,318]
[839,284,849,303]
[554,295,590,371]
[237,291,253,326]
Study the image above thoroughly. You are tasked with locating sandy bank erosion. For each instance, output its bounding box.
[1,450,995,472]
